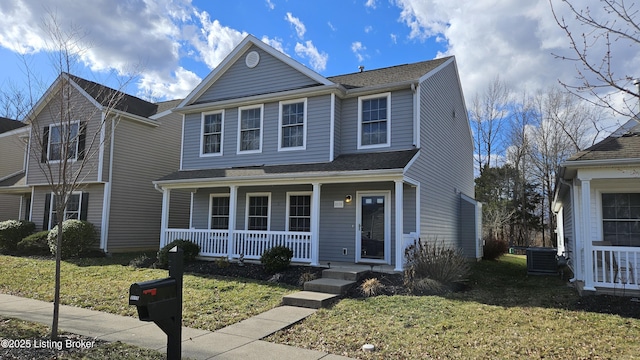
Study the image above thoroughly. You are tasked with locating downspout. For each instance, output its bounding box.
[100,116,115,253]
[557,178,576,283]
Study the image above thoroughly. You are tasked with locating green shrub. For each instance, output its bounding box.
[47,220,97,259]
[17,231,51,256]
[260,245,293,273]
[482,236,509,260]
[404,238,470,292]
[156,239,200,268]
[0,220,36,252]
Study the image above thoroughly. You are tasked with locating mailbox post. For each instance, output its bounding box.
[129,247,183,359]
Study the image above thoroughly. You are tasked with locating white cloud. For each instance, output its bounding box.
[188,10,247,70]
[295,41,328,72]
[328,22,337,32]
[390,33,398,44]
[137,66,201,100]
[351,41,366,62]
[393,0,640,121]
[265,0,275,10]
[285,12,306,39]
[364,25,373,33]
[365,0,377,9]
[261,36,286,54]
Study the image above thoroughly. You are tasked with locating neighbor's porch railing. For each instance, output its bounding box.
[162,229,312,263]
[592,245,640,288]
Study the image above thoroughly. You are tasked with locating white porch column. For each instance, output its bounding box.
[228,185,238,259]
[160,188,171,248]
[311,183,321,266]
[581,178,595,291]
[394,180,404,271]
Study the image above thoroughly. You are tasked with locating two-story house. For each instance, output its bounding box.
[17,73,188,253]
[154,35,480,270]
[0,117,30,221]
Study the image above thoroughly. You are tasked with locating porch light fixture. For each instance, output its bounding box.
[345,195,353,203]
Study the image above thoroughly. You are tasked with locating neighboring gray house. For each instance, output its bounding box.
[10,73,188,252]
[554,119,640,294]
[0,117,29,221]
[154,35,480,270]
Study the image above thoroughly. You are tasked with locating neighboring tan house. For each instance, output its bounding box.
[153,35,480,270]
[554,119,640,295]
[16,73,188,252]
[0,117,30,221]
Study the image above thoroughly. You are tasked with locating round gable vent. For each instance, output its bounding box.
[245,51,260,68]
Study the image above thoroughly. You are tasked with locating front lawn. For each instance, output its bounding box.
[267,255,640,359]
[0,253,296,331]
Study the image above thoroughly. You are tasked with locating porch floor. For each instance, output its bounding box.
[317,261,398,274]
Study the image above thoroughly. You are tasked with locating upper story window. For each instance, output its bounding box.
[201,111,224,156]
[279,99,307,151]
[45,122,84,162]
[602,193,640,246]
[358,93,391,149]
[238,105,263,153]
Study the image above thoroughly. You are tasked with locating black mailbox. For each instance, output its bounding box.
[129,277,177,321]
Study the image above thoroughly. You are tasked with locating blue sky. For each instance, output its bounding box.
[0,0,638,121]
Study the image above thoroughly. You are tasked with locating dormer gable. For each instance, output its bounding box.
[177,35,332,109]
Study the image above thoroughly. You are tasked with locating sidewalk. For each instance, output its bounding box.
[0,294,354,359]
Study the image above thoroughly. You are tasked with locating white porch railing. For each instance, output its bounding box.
[162,229,312,263]
[592,245,640,289]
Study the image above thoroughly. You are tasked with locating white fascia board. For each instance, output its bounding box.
[112,110,159,127]
[0,126,29,138]
[561,158,640,168]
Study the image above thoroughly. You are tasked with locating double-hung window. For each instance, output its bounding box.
[246,193,270,230]
[602,193,640,246]
[209,194,230,229]
[279,99,306,150]
[202,111,223,156]
[287,193,311,232]
[47,192,86,229]
[358,93,391,149]
[48,122,80,161]
[238,105,263,153]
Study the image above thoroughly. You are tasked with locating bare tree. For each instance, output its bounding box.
[469,76,511,175]
[20,15,133,340]
[550,0,640,117]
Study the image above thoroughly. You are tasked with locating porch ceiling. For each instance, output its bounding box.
[155,149,418,185]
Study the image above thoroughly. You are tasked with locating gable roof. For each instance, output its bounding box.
[567,119,640,162]
[156,149,419,184]
[327,57,452,89]
[0,117,26,134]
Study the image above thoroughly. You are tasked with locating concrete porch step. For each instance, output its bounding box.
[321,268,369,281]
[303,278,355,295]
[282,291,339,309]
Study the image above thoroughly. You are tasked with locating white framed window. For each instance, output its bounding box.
[48,122,80,161]
[357,92,391,149]
[48,192,84,229]
[278,98,307,151]
[286,192,312,232]
[237,104,263,153]
[209,194,230,229]
[201,111,224,156]
[602,193,640,247]
[246,193,270,230]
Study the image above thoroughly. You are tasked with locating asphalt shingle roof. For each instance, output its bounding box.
[327,57,451,89]
[0,117,26,134]
[157,149,419,182]
[568,132,640,161]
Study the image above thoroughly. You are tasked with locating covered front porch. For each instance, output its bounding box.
[156,175,420,271]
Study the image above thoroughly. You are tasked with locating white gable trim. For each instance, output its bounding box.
[177,34,332,109]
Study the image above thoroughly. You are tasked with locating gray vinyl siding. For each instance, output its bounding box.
[459,195,478,258]
[333,97,342,158]
[561,191,574,268]
[181,95,332,169]
[30,184,103,234]
[0,129,27,178]
[26,86,101,186]
[0,194,21,221]
[339,88,415,154]
[403,184,416,232]
[405,60,474,251]
[195,45,321,104]
[106,111,188,252]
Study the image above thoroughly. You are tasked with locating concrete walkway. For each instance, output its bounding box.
[0,294,354,359]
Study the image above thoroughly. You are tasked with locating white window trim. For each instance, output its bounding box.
[278,98,307,151]
[208,193,230,229]
[357,92,391,150]
[245,192,271,231]
[49,191,83,229]
[200,110,224,157]
[597,189,640,243]
[286,191,313,232]
[48,121,81,163]
[237,104,264,154]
